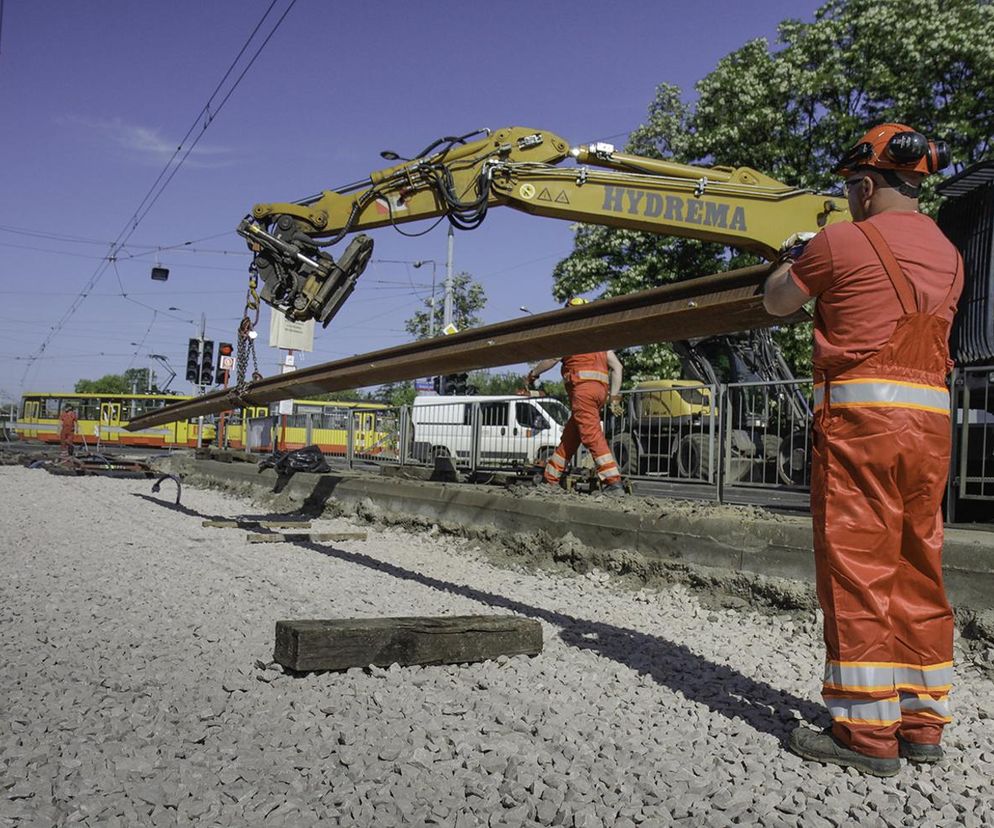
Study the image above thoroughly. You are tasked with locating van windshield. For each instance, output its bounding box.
[539,399,570,426]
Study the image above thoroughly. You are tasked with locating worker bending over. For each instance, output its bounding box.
[764,124,962,777]
[527,298,626,496]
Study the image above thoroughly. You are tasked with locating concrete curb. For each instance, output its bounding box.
[162,458,994,617]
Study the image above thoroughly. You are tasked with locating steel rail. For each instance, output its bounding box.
[127,263,797,430]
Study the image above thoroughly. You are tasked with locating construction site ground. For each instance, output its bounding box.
[2,462,994,827]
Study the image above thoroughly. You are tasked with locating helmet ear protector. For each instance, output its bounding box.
[835,123,950,193]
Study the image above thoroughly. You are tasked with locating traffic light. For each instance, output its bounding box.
[200,339,215,386]
[185,338,201,383]
[216,342,234,383]
[432,375,444,395]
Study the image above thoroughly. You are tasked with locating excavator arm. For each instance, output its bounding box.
[238,126,849,325]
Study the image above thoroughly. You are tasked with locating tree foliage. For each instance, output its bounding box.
[553,0,994,378]
[74,368,152,394]
[404,271,487,340]
[399,271,487,407]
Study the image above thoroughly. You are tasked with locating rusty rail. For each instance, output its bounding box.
[128,263,797,430]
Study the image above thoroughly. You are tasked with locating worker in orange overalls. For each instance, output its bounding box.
[527,297,626,496]
[764,124,962,777]
[59,404,79,456]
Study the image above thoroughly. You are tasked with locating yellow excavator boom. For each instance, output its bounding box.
[237,126,849,325]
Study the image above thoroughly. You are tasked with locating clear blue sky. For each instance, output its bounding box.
[0,0,827,399]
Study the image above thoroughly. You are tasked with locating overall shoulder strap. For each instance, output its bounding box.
[853,220,918,314]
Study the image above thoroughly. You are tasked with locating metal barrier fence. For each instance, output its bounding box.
[951,366,994,513]
[721,378,815,492]
[244,406,407,466]
[235,373,994,517]
[604,379,815,502]
[605,382,719,486]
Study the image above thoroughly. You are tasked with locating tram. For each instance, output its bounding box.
[16,392,213,448]
[223,399,392,456]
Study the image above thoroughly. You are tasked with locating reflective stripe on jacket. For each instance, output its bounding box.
[562,352,609,386]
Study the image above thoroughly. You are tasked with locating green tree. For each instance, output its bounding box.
[404,271,487,340]
[466,370,571,403]
[467,370,525,395]
[376,381,416,408]
[74,368,152,394]
[554,0,994,377]
[312,389,373,403]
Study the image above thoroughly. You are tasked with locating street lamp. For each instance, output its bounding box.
[412,260,438,338]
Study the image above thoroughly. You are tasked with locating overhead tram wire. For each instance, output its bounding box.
[18,0,297,386]
[0,223,244,255]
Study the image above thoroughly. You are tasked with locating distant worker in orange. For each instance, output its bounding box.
[59,404,79,456]
[527,298,626,496]
[764,124,961,777]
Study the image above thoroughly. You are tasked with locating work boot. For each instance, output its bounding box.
[898,735,944,764]
[788,726,900,777]
[602,482,626,497]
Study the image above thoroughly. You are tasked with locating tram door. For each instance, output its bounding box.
[355,412,376,453]
[21,400,39,438]
[100,402,122,443]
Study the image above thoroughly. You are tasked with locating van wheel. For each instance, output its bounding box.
[534,446,555,467]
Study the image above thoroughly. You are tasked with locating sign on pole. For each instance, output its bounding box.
[268,308,315,352]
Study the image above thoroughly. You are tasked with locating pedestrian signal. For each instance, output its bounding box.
[217,342,235,375]
[185,338,201,383]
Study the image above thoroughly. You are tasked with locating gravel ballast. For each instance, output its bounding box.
[1,466,993,827]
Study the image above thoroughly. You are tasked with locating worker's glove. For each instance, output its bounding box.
[778,232,816,264]
[609,395,624,417]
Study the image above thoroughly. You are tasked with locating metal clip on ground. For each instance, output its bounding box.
[151,474,182,505]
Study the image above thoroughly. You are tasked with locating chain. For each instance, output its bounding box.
[233,272,264,401]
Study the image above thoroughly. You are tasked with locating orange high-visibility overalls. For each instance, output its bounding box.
[543,352,621,486]
[813,221,961,759]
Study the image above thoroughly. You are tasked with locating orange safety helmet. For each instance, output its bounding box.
[835,123,950,179]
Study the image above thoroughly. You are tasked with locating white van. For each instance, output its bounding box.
[411,394,570,468]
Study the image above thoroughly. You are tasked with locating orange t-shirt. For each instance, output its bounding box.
[789,211,962,373]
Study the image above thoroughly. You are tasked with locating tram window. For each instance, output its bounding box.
[322,409,351,429]
[41,398,61,418]
[74,399,100,420]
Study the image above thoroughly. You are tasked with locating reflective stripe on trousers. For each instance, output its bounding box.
[823,660,953,728]
[813,378,949,415]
